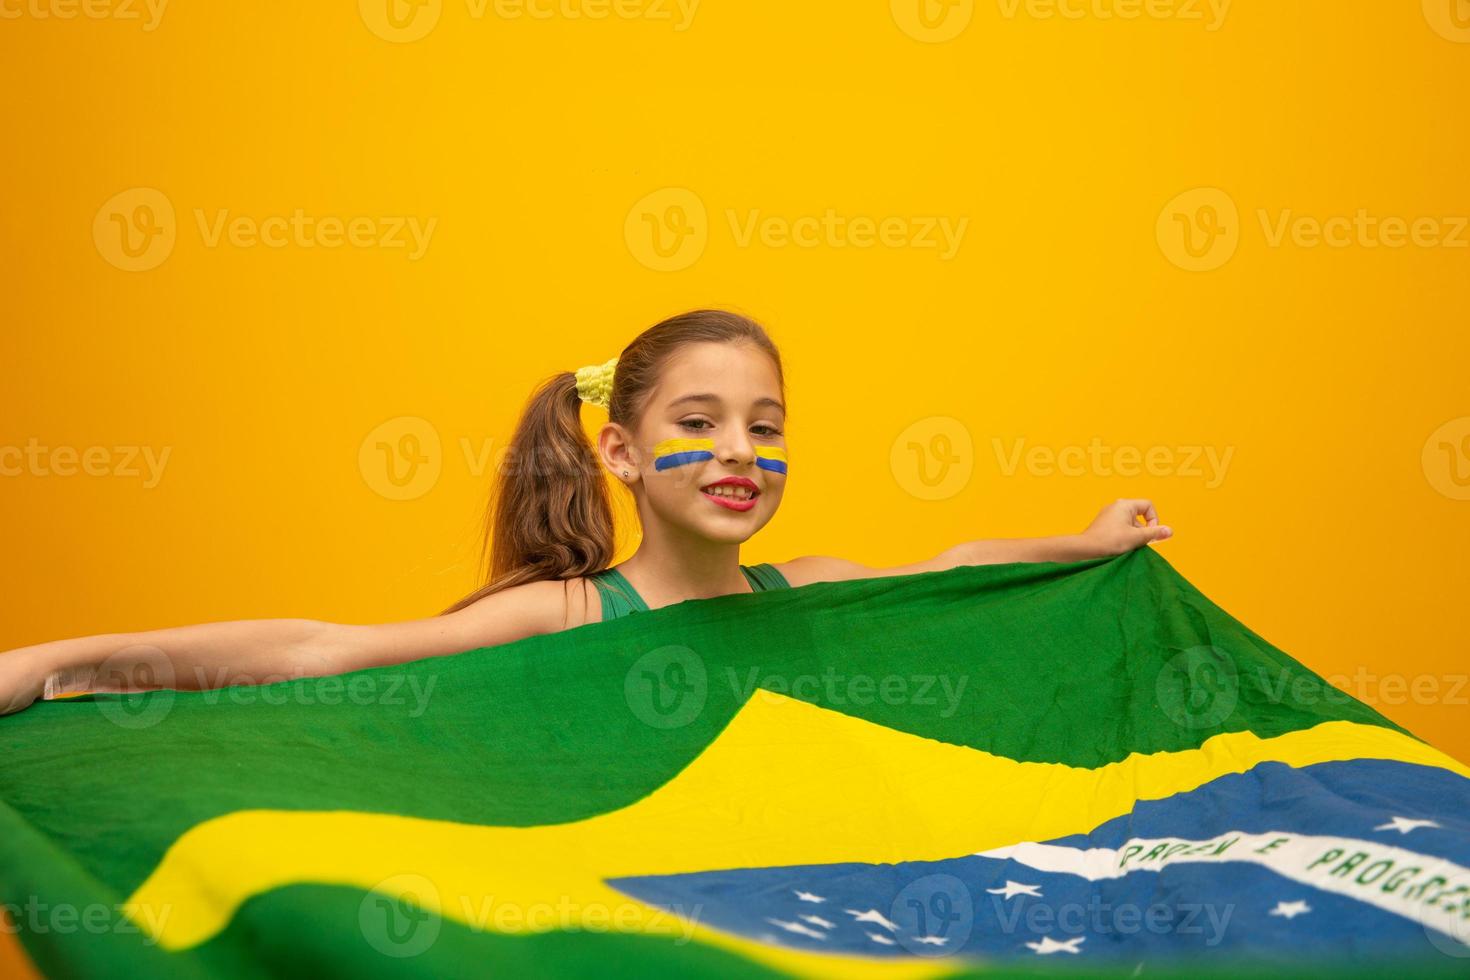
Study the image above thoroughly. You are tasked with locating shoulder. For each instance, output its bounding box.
[769,555,874,588]
[532,576,604,629]
[453,576,603,637]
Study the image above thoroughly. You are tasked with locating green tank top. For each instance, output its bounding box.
[586,563,791,622]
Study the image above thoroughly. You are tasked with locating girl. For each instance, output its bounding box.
[0,309,1172,716]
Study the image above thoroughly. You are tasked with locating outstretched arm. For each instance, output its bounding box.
[777,498,1173,587]
[0,577,591,717]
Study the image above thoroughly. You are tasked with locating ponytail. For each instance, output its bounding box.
[439,370,615,615]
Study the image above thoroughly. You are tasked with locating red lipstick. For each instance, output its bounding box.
[700,476,759,512]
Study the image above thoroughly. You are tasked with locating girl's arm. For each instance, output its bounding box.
[777,498,1173,587]
[0,577,590,717]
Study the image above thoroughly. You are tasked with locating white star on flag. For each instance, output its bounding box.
[798,915,835,930]
[1269,900,1312,919]
[986,880,1043,899]
[913,935,949,946]
[866,933,896,946]
[764,917,828,940]
[1026,935,1084,955]
[1374,816,1441,834]
[844,908,900,932]
[793,890,826,903]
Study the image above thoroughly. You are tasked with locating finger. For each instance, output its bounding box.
[1146,524,1173,542]
[1127,499,1159,526]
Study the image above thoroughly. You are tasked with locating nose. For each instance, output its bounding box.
[716,430,756,468]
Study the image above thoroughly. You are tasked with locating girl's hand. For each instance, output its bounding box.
[1080,498,1173,557]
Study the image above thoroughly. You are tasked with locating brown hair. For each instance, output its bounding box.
[440,309,785,615]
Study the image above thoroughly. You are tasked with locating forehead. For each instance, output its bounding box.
[653,343,783,408]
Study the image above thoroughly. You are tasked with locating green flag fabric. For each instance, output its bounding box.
[2,548,1468,978]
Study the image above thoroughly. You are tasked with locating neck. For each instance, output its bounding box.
[615,520,748,608]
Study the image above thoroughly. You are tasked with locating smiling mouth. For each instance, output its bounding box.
[701,487,759,504]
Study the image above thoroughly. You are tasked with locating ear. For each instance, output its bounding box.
[597,422,641,482]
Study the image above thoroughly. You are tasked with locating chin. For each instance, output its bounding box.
[690,511,761,541]
[684,497,777,542]
[696,526,756,545]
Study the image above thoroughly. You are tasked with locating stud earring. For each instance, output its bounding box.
[622,470,629,477]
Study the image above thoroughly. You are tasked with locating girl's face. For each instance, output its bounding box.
[628,342,787,545]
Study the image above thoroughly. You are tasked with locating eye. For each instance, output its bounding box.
[753,424,782,437]
[678,419,711,431]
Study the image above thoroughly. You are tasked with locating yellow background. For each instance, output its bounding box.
[1,0,1467,771]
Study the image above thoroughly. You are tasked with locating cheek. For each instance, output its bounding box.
[651,437,715,477]
[650,439,721,495]
[647,462,706,501]
[754,446,788,477]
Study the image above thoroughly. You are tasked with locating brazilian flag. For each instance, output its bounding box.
[2,549,1468,978]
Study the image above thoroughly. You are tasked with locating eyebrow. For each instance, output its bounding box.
[667,392,786,414]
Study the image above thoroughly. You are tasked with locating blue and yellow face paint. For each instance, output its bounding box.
[755,446,788,475]
[652,438,788,475]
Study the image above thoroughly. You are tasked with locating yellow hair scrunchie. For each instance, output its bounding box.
[573,357,618,410]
